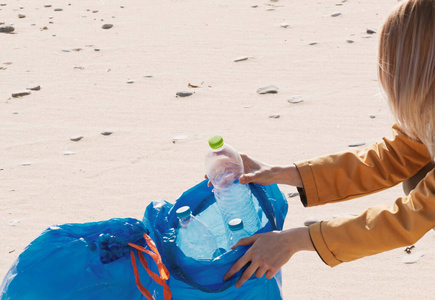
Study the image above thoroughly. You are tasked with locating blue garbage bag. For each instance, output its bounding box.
[144,180,288,299]
[0,218,167,300]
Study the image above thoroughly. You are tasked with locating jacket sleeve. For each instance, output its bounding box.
[295,124,432,207]
[294,124,434,267]
[308,176,435,267]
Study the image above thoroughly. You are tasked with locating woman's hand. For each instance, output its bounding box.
[206,153,303,188]
[223,227,314,288]
[239,153,303,187]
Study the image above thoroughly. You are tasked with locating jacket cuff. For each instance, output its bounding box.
[297,187,307,207]
[309,222,342,267]
[294,161,320,206]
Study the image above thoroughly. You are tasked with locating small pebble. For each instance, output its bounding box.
[233,56,248,62]
[257,85,278,94]
[101,131,113,136]
[0,26,15,33]
[27,85,41,91]
[8,220,20,226]
[287,192,299,198]
[308,41,318,46]
[304,217,321,227]
[366,28,376,34]
[94,48,101,51]
[346,39,354,43]
[70,135,84,142]
[102,23,113,29]
[18,14,26,18]
[12,91,31,98]
[172,135,188,143]
[44,4,52,7]
[369,114,376,119]
[73,66,84,70]
[126,80,134,84]
[63,151,75,155]
[402,252,424,264]
[54,8,63,11]
[280,23,290,28]
[251,5,258,8]
[348,142,366,147]
[331,12,342,17]
[143,75,153,78]
[288,95,304,104]
[269,114,280,119]
[176,91,193,97]
[188,83,201,88]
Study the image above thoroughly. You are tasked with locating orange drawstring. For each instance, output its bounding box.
[129,234,172,300]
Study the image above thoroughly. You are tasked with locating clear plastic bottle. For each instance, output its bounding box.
[205,136,261,235]
[228,218,250,247]
[175,206,220,260]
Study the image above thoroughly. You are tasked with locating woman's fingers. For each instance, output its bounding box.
[223,249,252,281]
[204,174,213,187]
[255,266,268,279]
[224,235,258,281]
[235,260,259,288]
[225,229,314,288]
[265,270,276,280]
[239,174,252,184]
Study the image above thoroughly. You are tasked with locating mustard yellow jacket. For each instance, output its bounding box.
[295,124,435,267]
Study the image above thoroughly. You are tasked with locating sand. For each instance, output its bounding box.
[1,0,434,299]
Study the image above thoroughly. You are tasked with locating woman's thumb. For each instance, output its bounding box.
[239,173,254,184]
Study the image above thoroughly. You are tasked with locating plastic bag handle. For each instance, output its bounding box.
[129,234,172,300]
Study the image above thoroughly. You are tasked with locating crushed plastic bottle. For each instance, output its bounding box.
[205,136,261,235]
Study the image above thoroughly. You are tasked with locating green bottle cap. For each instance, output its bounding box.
[208,135,224,149]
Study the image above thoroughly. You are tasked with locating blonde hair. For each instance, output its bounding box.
[378,0,435,160]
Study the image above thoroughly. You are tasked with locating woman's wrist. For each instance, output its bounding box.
[272,165,303,188]
[293,227,315,252]
[279,227,315,258]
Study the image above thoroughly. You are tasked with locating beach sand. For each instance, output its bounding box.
[1,0,434,298]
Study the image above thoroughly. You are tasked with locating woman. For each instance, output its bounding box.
[223,0,435,288]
